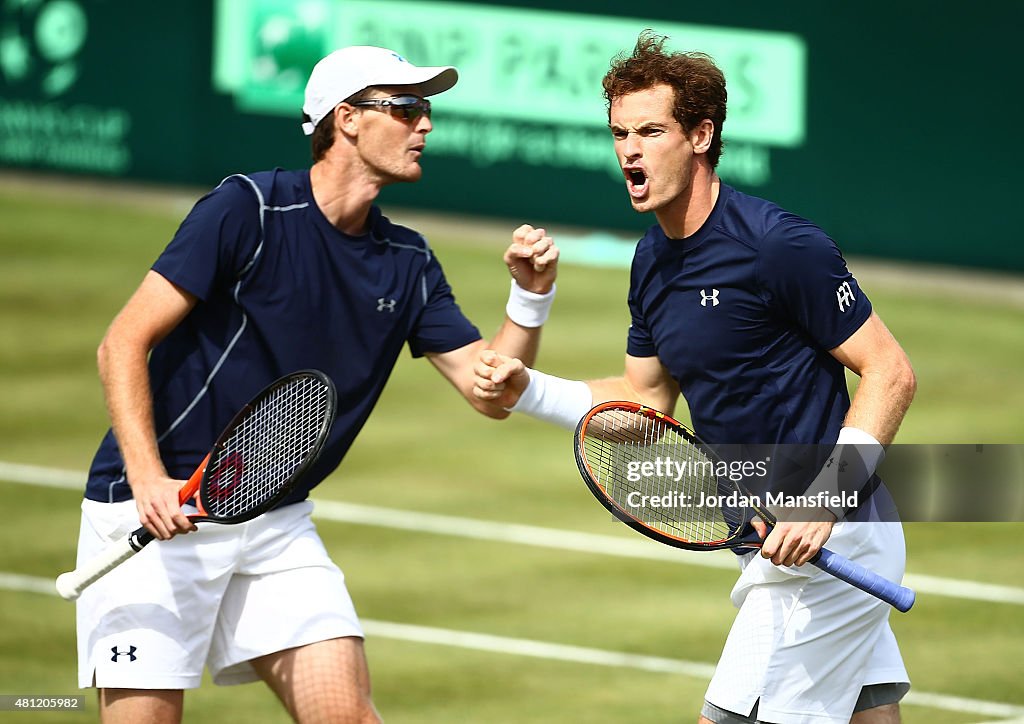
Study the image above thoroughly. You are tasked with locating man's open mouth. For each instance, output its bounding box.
[625,167,649,198]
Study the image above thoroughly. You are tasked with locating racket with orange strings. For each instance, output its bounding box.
[575,401,915,612]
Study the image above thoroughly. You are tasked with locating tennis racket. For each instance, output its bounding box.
[56,369,336,601]
[574,401,915,612]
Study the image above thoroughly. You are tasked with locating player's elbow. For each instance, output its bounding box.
[96,322,152,385]
[96,325,130,381]
[886,348,916,397]
[96,332,114,379]
[897,356,917,404]
[880,352,917,416]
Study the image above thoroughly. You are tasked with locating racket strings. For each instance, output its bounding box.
[203,375,332,519]
[583,409,746,545]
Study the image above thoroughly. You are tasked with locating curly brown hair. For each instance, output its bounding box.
[603,31,727,167]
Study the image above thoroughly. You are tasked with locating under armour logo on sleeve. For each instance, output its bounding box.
[376,298,397,312]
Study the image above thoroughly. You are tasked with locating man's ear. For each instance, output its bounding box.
[691,118,715,155]
[334,103,361,139]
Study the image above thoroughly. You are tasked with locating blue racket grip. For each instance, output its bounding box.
[811,547,916,612]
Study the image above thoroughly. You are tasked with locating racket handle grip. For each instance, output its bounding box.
[811,547,916,613]
[55,526,154,601]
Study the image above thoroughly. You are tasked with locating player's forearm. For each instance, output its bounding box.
[97,332,166,484]
[843,356,916,446]
[585,377,641,406]
[801,359,914,520]
[483,352,680,430]
[487,279,558,367]
[587,375,679,416]
[502,373,677,431]
[488,318,541,368]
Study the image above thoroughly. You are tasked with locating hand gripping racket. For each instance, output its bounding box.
[574,401,915,612]
[56,370,336,601]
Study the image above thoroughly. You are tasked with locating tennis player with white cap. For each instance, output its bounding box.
[71,45,559,723]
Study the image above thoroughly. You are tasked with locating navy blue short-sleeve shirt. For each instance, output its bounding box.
[86,169,481,503]
[627,184,872,447]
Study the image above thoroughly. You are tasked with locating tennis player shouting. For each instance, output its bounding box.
[72,46,558,723]
[475,32,916,724]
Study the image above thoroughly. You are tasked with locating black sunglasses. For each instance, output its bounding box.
[350,95,432,121]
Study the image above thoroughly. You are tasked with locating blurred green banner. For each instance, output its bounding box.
[0,0,1019,272]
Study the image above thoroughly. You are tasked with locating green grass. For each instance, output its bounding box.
[1,176,1022,723]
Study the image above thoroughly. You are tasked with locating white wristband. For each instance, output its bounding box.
[506,368,592,430]
[803,426,886,519]
[506,280,555,328]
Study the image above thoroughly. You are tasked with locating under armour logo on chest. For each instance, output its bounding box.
[377,298,397,312]
[111,645,137,662]
[700,289,720,307]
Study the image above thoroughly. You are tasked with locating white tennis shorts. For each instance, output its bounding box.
[75,498,363,689]
[703,519,909,724]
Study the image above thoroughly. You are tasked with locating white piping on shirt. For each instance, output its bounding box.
[107,182,431,499]
[106,174,278,501]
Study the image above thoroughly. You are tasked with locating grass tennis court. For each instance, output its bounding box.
[1,173,1022,722]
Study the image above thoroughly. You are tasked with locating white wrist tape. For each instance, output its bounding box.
[506,368,592,430]
[506,280,555,328]
[803,426,886,519]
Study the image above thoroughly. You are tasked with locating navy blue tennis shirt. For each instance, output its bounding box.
[85,169,481,504]
[627,183,872,448]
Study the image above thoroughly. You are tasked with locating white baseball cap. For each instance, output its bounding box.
[301,46,458,135]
